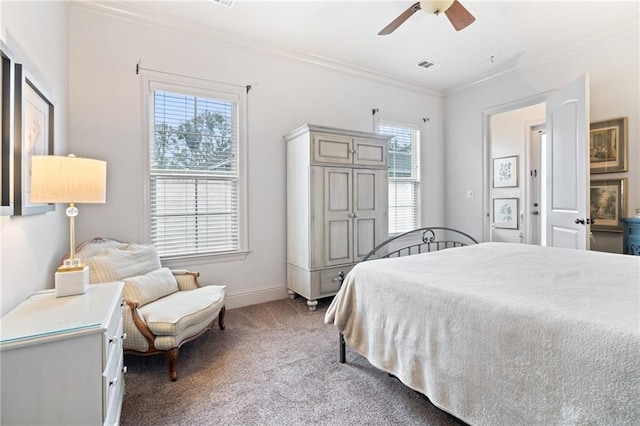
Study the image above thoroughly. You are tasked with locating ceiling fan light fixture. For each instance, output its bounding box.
[419,0,455,15]
[378,0,474,35]
[211,0,234,7]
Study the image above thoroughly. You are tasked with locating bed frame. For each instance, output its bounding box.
[338,227,478,363]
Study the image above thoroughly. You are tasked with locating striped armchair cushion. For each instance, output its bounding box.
[139,285,226,343]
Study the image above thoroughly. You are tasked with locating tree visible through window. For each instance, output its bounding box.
[149,87,244,258]
[377,119,421,234]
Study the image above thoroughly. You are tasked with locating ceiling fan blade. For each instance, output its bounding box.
[378,2,421,35]
[444,0,476,31]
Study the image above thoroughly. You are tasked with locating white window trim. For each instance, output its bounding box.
[139,70,249,260]
[375,113,422,235]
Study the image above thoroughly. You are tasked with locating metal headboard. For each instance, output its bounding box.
[361,226,478,262]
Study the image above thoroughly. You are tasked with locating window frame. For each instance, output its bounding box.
[140,71,249,262]
[375,115,421,235]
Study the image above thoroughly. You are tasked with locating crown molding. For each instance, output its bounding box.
[444,17,640,97]
[70,1,445,98]
[71,1,638,100]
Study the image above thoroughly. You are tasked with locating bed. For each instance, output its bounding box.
[325,227,640,425]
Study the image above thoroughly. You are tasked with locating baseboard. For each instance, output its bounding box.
[224,284,290,310]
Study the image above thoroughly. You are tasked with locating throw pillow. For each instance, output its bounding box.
[122,267,179,307]
[83,243,162,284]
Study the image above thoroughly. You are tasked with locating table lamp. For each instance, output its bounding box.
[30,154,107,297]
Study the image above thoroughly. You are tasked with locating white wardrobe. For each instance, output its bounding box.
[285,124,390,310]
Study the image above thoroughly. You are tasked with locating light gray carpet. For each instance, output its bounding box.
[121,297,466,425]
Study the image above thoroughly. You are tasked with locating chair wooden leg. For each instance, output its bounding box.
[166,348,179,381]
[218,306,226,330]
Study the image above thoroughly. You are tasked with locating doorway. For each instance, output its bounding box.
[485,102,545,244]
[483,76,590,249]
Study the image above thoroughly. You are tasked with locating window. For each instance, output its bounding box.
[146,77,247,258]
[377,119,421,234]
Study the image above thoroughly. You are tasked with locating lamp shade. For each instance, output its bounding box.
[30,155,107,204]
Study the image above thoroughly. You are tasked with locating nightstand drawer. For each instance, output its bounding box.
[103,330,124,420]
[103,301,124,370]
[621,217,640,256]
[627,227,640,239]
[104,365,125,426]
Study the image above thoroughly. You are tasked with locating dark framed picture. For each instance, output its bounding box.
[590,117,627,174]
[590,178,627,232]
[1,42,14,216]
[493,155,518,188]
[493,198,518,229]
[13,64,55,216]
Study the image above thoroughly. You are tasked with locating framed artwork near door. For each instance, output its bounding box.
[13,63,55,216]
[493,198,519,229]
[492,155,518,188]
[589,117,627,174]
[590,178,627,232]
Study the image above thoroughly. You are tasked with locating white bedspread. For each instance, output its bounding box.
[325,242,640,425]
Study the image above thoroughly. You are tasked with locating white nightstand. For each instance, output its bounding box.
[0,282,126,425]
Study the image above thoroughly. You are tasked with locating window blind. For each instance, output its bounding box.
[150,89,240,257]
[378,121,421,234]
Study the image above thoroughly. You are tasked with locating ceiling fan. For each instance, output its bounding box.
[379,0,476,35]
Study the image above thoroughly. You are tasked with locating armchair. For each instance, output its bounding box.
[74,238,226,381]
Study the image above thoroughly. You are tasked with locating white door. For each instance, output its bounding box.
[544,75,590,249]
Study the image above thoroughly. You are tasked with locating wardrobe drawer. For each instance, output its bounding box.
[318,265,354,294]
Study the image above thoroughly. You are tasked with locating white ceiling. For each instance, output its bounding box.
[88,1,640,93]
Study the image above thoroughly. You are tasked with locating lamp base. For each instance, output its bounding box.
[55,266,89,297]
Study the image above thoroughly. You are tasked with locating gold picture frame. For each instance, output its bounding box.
[590,178,627,232]
[590,117,627,174]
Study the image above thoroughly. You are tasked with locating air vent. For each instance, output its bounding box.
[417,60,437,70]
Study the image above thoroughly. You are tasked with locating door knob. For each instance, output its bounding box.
[575,218,585,225]
[532,211,539,215]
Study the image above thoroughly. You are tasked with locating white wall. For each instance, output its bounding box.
[444,26,640,254]
[67,6,444,308]
[0,1,70,315]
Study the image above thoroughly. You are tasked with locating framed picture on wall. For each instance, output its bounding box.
[590,178,627,232]
[493,198,519,229]
[493,155,518,188]
[1,42,14,216]
[590,117,628,174]
[13,64,55,216]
